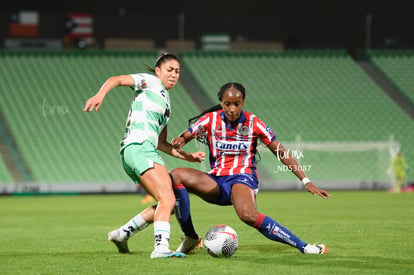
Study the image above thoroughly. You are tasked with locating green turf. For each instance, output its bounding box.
[1,191,413,274]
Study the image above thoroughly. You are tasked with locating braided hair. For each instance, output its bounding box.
[188,82,246,125]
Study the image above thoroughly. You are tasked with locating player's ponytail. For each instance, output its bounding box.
[188,82,246,126]
[188,104,221,125]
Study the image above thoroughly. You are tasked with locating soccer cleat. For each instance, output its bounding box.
[176,236,203,254]
[107,229,130,253]
[150,250,187,259]
[304,244,327,255]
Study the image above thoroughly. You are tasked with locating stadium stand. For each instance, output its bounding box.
[0,156,13,183]
[0,49,412,192]
[0,51,204,191]
[367,49,414,105]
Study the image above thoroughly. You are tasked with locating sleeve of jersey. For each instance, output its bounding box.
[255,117,276,146]
[188,114,210,137]
[129,73,152,91]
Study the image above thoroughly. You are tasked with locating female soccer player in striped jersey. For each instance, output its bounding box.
[105,82,329,256]
[171,82,330,255]
[83,53,205,259]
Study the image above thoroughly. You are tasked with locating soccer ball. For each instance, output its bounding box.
[204,225,238,257]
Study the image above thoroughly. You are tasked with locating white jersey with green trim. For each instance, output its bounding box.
[120,73,171,150]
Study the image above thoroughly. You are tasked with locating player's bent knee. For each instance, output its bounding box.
[154,192,176,209]
[158,197,176,211]
[237,210,257,226]
[169,168,186,182]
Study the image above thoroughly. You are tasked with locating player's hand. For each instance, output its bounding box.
[83,94,104,112]
[305,182,330,199]
[190,151,206,163]
[171,137,185,149]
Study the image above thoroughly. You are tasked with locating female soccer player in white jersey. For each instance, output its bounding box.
[83,53,205,259]
[170,82,330,255]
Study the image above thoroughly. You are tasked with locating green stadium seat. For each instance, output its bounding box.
[0,155,14,183]
[368,49,414,104]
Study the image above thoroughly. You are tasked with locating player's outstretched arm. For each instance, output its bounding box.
[268,139,330,199]
[83,75,134,112]
[304,181,330,199]
[171,130,194,149]
[158,127,205,162]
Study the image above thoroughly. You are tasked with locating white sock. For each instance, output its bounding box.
[119,214,149,240]
[153,221,170,252]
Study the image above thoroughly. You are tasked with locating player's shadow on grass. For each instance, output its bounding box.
[102,251,149,257]
[312,255,412,272]
[232,243,295,263]
[235,246,412,274]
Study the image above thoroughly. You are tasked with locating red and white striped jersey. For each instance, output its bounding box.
[188,110,276,176]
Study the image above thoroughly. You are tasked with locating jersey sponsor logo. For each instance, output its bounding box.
[215,140,249,151]
[164,102,170,119]
[219,151,242,156]
[160,89,166,98]
[265,125,273,135]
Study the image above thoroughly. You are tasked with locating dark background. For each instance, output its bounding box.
[1,0,413,54]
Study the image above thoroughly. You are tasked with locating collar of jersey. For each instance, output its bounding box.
[219,110,246,130]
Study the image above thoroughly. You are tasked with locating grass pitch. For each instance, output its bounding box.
[1,191,413,274]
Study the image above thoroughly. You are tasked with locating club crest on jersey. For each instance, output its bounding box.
[140,79,147,88]
[238,126,250,136]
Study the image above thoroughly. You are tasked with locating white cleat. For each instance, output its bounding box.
[107,229,130,253]
[304,244,327,254]
[150,250,186,259]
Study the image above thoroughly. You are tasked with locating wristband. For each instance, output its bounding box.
[301,177,310,185]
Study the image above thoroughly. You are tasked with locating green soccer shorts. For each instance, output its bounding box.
[121,141,165,183]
